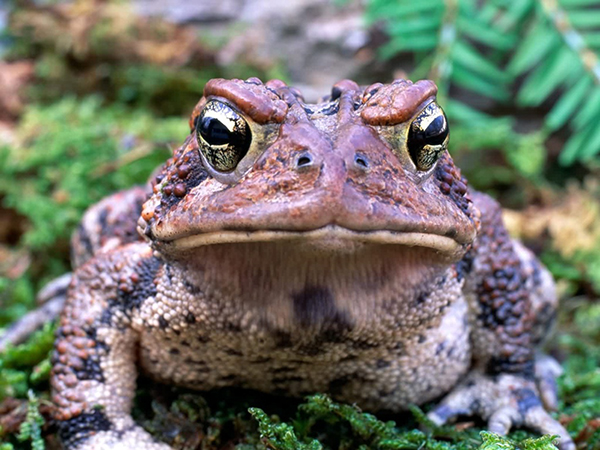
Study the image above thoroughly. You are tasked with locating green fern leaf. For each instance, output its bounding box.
[578,123,600,161]
[517,47,579,106]
[457,14,517,49]
[561,0,600,6]
[567,9,600,29]
[380,34,439,56]
[559,121,593,165]
[509,20,560,75]
[451,64,510,101]
[452,40,509,83]
[495,0,534,31]
[366,1,443,23]
[387,15,444,36]
[572,87,600,130]
[582,31,600,48]
[444,99,495,123]
[546,75,592,130]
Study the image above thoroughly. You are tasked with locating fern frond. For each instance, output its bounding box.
[368,0,600,165]
[511,0,600,164]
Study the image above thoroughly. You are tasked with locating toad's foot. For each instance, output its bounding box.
[427,372,574,450]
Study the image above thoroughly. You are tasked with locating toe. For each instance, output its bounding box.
[523,406,575,450]
[535,354,562,411]
[487,406,520,436]
[427,388,477,425]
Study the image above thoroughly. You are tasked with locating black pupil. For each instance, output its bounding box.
[423,116,448,145]
[199,116,232,146]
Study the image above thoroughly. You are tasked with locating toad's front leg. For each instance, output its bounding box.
[51,244,170,450]
[429,193,574,450]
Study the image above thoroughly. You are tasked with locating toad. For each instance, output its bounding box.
[51,78,573,449]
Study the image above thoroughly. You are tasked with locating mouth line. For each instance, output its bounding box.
[161,225,463,255]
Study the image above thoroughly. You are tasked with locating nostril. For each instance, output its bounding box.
[354,154,369,169]
[296,152,314,168]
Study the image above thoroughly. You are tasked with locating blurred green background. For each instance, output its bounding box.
[0,0,598,449]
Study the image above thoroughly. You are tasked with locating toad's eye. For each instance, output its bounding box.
[196,100,251,172]
[407,102,449,171]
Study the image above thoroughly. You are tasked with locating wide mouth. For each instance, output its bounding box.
[157,225,464,257]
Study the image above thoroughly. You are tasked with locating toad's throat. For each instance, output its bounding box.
[161,225,464,256]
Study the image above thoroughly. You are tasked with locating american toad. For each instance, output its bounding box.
[51,78,573,449]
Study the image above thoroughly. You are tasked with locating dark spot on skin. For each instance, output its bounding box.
[350,339,380,350]
[183,357,207,366]
[156,149,208,213]
[292,285,353,334]
[181,340,190,347]
[169,348,180,355]
[376,359,390,369]
[225,322,242,333]
[273,330,293,348]
[197,334,210,344]
[272,366,297,374]
[339,354,358,362]
[56,409,112,449]
[74,223,94,260]
[183,277,202,295]
[303,106,315,115]
[418,335,426,344]
[97,209,109,234]
[158,316,169,330]
[220,374,241,383]
[378,388,395,397]
[185,312,196,324]
[486,356,535,380]
[514,388,542,415]
[225,348,243,356]
[252,356,273,364]
[445,228,457,239]
[455,250,474,282]
[102,256,162,325]
[435,341,447,356]
[164,264,174,284]
[447,345,456,358]
[415,292,428,305]
[53,326,110,383]
[296,343,327,356]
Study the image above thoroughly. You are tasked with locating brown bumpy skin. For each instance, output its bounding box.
[51,78,573,450]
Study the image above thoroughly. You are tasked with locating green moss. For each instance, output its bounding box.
[0,323,54,401]
[16,392,45,450]
[0,97,184,281]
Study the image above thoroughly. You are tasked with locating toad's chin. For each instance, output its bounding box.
[153,225,466,259]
